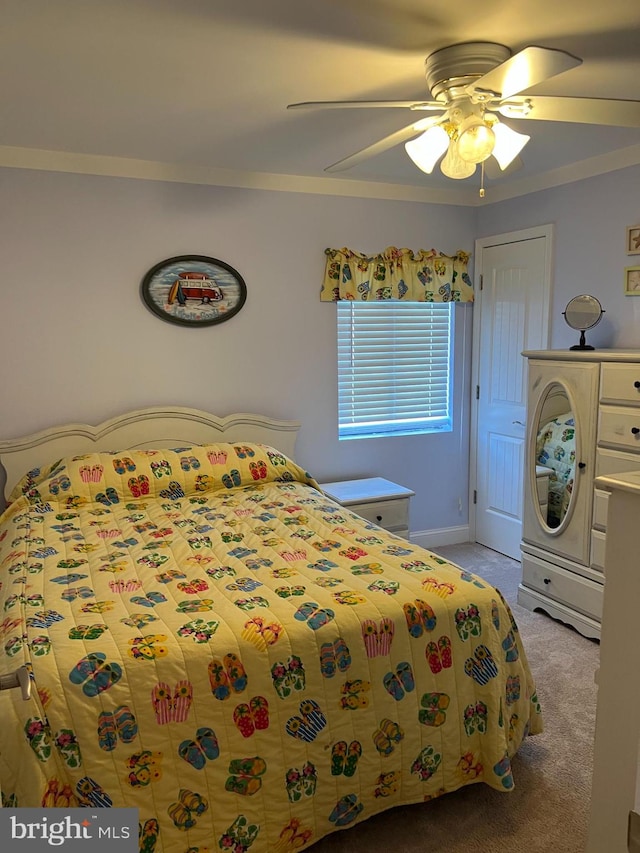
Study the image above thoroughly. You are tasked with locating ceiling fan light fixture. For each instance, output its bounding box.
[491,120,530,169]
[299,42,640,182]
[440,140,477,179]
[457,114,496,163]
[404,124,450,173]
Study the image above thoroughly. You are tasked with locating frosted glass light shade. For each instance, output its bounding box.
[404,125,450,174]
[440,140,476,179]
[457,116,496,163]
[491,122,530,169]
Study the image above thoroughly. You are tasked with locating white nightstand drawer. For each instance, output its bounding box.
[600,363,640,405]
[348,497,410,531]
[535,465,553,503]
[319,477,414,539]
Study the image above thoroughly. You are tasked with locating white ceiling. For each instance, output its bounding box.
[2,0,640,204]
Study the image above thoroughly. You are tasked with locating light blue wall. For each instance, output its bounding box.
[0,168,475,534]
[2,163,639,534]
[476,165,640,350]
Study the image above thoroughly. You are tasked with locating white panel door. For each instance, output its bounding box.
[474,233,550,559]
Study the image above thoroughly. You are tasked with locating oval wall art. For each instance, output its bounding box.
[141,255,247,327]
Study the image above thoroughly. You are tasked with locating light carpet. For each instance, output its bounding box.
[310,543,599,853]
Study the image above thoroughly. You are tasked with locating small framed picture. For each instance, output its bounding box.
[624,266,640,296]
[141,255,247,327]
[626,225,640,255]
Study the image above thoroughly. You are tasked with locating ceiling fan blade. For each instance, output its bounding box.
[325,115,444,172]
[467,46,582,101]
[287,100,442,111]
[498,96,640,127]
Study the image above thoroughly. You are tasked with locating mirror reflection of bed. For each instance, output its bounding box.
[534,382,575,529]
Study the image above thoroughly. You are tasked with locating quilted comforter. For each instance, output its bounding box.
[0,443,542,852]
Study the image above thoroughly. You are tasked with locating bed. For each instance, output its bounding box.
[0,407,542,852]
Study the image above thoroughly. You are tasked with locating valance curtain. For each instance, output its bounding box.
[321,246,473,302]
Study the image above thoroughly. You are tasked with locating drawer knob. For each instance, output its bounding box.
[634,381,640,389]
[578,461,586,469]
[632,427,640,436]
[543,577,551,585]
[376,515,383,522]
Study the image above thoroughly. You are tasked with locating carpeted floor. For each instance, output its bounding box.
[310,543,599,853]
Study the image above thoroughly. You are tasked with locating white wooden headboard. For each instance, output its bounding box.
[0,407,301,501]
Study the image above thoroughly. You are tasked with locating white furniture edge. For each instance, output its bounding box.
[319,477,415,505]
[523,348,640,362]
[587,471,640,852]
[516,584,601,640]
[0,406,301,501]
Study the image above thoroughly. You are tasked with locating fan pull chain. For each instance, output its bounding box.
[479,161,486,198]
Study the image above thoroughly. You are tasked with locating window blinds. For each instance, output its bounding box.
[337,301,453,439]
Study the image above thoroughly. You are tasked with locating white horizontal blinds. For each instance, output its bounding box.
[338,301,453,439]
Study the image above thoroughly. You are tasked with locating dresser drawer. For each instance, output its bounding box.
[596,446,640,478]
[599,405,640,452]
[592,488,609,530]
[521,553,603,621]
[349,497,410,532]
[590,529,606,573]
[600,363,640,405]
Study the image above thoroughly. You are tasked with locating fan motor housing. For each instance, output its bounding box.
[425,42,512,102]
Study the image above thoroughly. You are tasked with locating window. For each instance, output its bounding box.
[337,301,454,440]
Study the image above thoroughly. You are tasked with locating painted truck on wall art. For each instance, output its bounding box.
[141,255,247,327]
[167,271,224,306]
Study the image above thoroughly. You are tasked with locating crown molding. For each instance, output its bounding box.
[0,145,475,206]
[0,142,639,207]
[475,142,640,205]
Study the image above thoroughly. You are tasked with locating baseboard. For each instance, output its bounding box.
[410,525,470,550]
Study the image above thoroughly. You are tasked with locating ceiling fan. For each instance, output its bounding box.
[287,42,640,188]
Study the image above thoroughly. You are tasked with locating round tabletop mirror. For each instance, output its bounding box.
[562,295,604,350]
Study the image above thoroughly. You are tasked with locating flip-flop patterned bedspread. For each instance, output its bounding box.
[0,442,542,852]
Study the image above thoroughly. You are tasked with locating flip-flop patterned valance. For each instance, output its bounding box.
[321,246,473,302]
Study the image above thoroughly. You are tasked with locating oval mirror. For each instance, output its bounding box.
[562,294,604,351]
[531,381,577,531]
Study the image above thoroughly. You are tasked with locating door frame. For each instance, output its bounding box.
[468,224,554,549]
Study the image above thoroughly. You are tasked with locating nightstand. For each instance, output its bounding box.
[318,477,415,540]
[535,464,553,524]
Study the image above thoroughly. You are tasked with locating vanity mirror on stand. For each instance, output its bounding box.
[562,294,604,350]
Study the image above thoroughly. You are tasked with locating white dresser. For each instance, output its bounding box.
[587,471,640,853]
[519,350,640,640]
[318,477,414,540]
